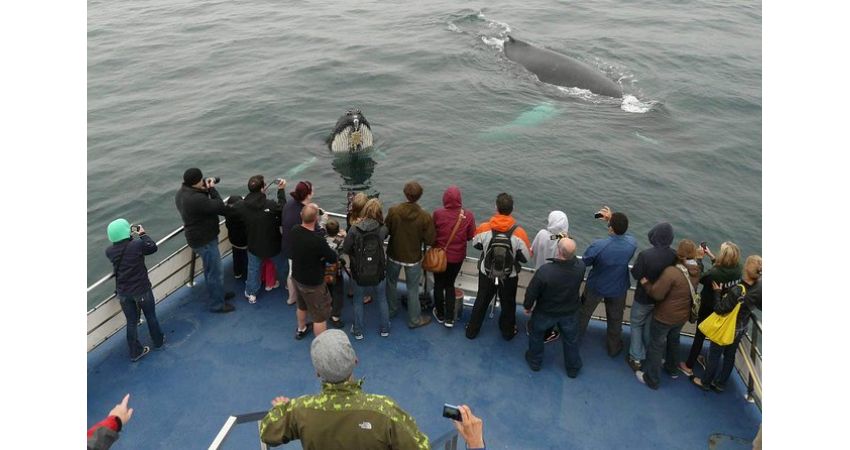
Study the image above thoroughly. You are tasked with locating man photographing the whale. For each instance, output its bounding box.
[175,167,236,313]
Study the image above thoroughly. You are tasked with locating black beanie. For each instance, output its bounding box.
[183,168,203,186]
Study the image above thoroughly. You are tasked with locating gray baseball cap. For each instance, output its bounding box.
[310,330,357,383]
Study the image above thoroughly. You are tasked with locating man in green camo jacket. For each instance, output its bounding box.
[260,329,430,449]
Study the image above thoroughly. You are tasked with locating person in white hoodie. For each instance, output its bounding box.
[528,210,570,343]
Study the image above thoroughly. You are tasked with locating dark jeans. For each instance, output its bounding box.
[685,293,716,368]
[578,287,626,356]
[232,247,247,278]
[643,319,684,388]
[119,290,164,359]
[433,262,463,322]
[702,329,745,387]
[465,273,518,340]
[527,311,582,374]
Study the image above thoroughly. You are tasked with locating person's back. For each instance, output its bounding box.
[290,224,338,286]
[105,232,157,296]
[526,255,586,316]
[530,211,569,269]
[386,199,434,264]
[235,182,285,259]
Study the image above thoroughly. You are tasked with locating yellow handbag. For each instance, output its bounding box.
[698,302,741,346]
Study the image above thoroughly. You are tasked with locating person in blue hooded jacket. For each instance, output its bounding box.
[626,222,676,371]
[105,219,164,361]
[577,207,637,357]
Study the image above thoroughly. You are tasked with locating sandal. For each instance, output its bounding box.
[691,377,710,391]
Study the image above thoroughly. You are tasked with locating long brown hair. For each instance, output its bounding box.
[362,198,384,224]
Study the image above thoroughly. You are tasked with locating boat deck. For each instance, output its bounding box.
[87,258,761,449]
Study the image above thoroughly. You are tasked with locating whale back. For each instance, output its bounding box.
[504,36,622,98]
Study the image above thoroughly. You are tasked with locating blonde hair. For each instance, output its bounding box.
[362,198,384,223]
[350,193,368,221]
[744,255,762,280]
[715,241,741,268]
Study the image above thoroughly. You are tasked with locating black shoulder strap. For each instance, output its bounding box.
[112,240,131,291]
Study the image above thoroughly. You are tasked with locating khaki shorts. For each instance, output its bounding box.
[293,279,332,323]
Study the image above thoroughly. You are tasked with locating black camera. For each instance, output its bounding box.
[442,404,462,422]
[594,212,604,219]
[131,224,141,233]
[318,208,325,216]
[550,232,568,241]
[207,177,221,184]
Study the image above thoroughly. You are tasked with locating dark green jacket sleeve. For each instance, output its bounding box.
[260,402,298,447]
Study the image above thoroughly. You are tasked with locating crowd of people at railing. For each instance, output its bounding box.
[95,166,763,449]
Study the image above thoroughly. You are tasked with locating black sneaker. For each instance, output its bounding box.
[432,308,445,324]
[224,292,236,300]
[524,351,541,372]
[212,303,236,313]
[295,323,313,340]
[131,346,150,362]
[331,317,344,329]
[544,329,561,344]
[155,334,167,349]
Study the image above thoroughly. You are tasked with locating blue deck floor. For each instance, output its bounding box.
[87,260,761,449]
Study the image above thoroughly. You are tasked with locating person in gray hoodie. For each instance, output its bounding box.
[627,222,676,371]
[528,210,571,343]
[343,198,391,339]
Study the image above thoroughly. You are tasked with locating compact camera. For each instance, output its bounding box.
[550,232,568,241]
[131,224,141,233]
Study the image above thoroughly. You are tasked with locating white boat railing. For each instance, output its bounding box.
[87,211,761,407]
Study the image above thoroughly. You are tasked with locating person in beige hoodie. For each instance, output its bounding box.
[635,239,701,390]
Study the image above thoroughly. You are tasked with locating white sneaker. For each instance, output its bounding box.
[265,281,280,291]
[245,292,257,304]
[635,370,646,384]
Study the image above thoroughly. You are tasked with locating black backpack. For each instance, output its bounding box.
[483,225,518,280]
[352,227,385,286]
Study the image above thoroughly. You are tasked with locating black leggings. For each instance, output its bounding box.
[433,262,463,320]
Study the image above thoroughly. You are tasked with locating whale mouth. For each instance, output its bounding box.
[328,108,374,153]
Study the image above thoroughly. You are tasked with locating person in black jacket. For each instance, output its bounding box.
[174,168,235,313]
[627,222,676,372]
[233,175,287,304]
[291,204,339,340]
[225,195,248,279]
[105,219,164,361]
[523,237,587,378]
[692,255,762,392]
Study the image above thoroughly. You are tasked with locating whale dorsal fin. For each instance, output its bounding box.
[506,35,515,43]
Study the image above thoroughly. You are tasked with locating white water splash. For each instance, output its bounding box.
[556,86,600,102]
[447,23,460,33]
[481,36,506,49]
[621,94,655,113]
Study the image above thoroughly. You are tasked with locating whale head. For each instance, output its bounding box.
[328,108,374,154]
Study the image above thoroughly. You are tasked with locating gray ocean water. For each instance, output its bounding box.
[87,0,761,309]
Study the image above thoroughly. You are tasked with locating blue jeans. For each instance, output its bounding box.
[352,279,390,336]
[385,260,422,327]
[245,252,288,297]
[527,311,582,374]
[628,301,655,361]
[643,319,683,388]
[119,290,164,359]
[193,239,225,311]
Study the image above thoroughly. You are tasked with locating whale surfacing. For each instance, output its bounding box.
[503,35,623,98]
[328,109,374,154]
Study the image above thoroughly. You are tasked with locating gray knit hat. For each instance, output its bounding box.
[310,330,357,383]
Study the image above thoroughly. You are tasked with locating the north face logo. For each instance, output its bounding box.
[358,422,372,430]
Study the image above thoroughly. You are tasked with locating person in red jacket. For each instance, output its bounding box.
[431,186,476,328]
[87,394,133,450]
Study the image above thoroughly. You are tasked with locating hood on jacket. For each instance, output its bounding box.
[546,211,568,235]
[488,214,517,232]
[648,222,674,247]
[393,202,426,220]
[442,186,462,209]
[354,218,381,232]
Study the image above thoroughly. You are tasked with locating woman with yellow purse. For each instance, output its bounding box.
[692,255,762,392]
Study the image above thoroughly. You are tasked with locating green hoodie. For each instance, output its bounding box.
[260,379,429,450]
[385,202,435,263]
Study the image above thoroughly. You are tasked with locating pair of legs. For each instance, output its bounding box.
[293,279,331,337]
[433,262,463,324]
[628,301,655,362]
[526,311,582,377]
[193,239,227,311]
[642,319,684,388]
[699,329,745,389]
[118,290,164,360]
[578,287,626,356]
[245,252,288,299]
[328,271,345,324]
[351,279,390,337]
[386,260,425,327]
[683,295,716,370]
[465,273,518,340]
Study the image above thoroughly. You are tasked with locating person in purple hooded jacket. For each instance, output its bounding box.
[431,186,476,328]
